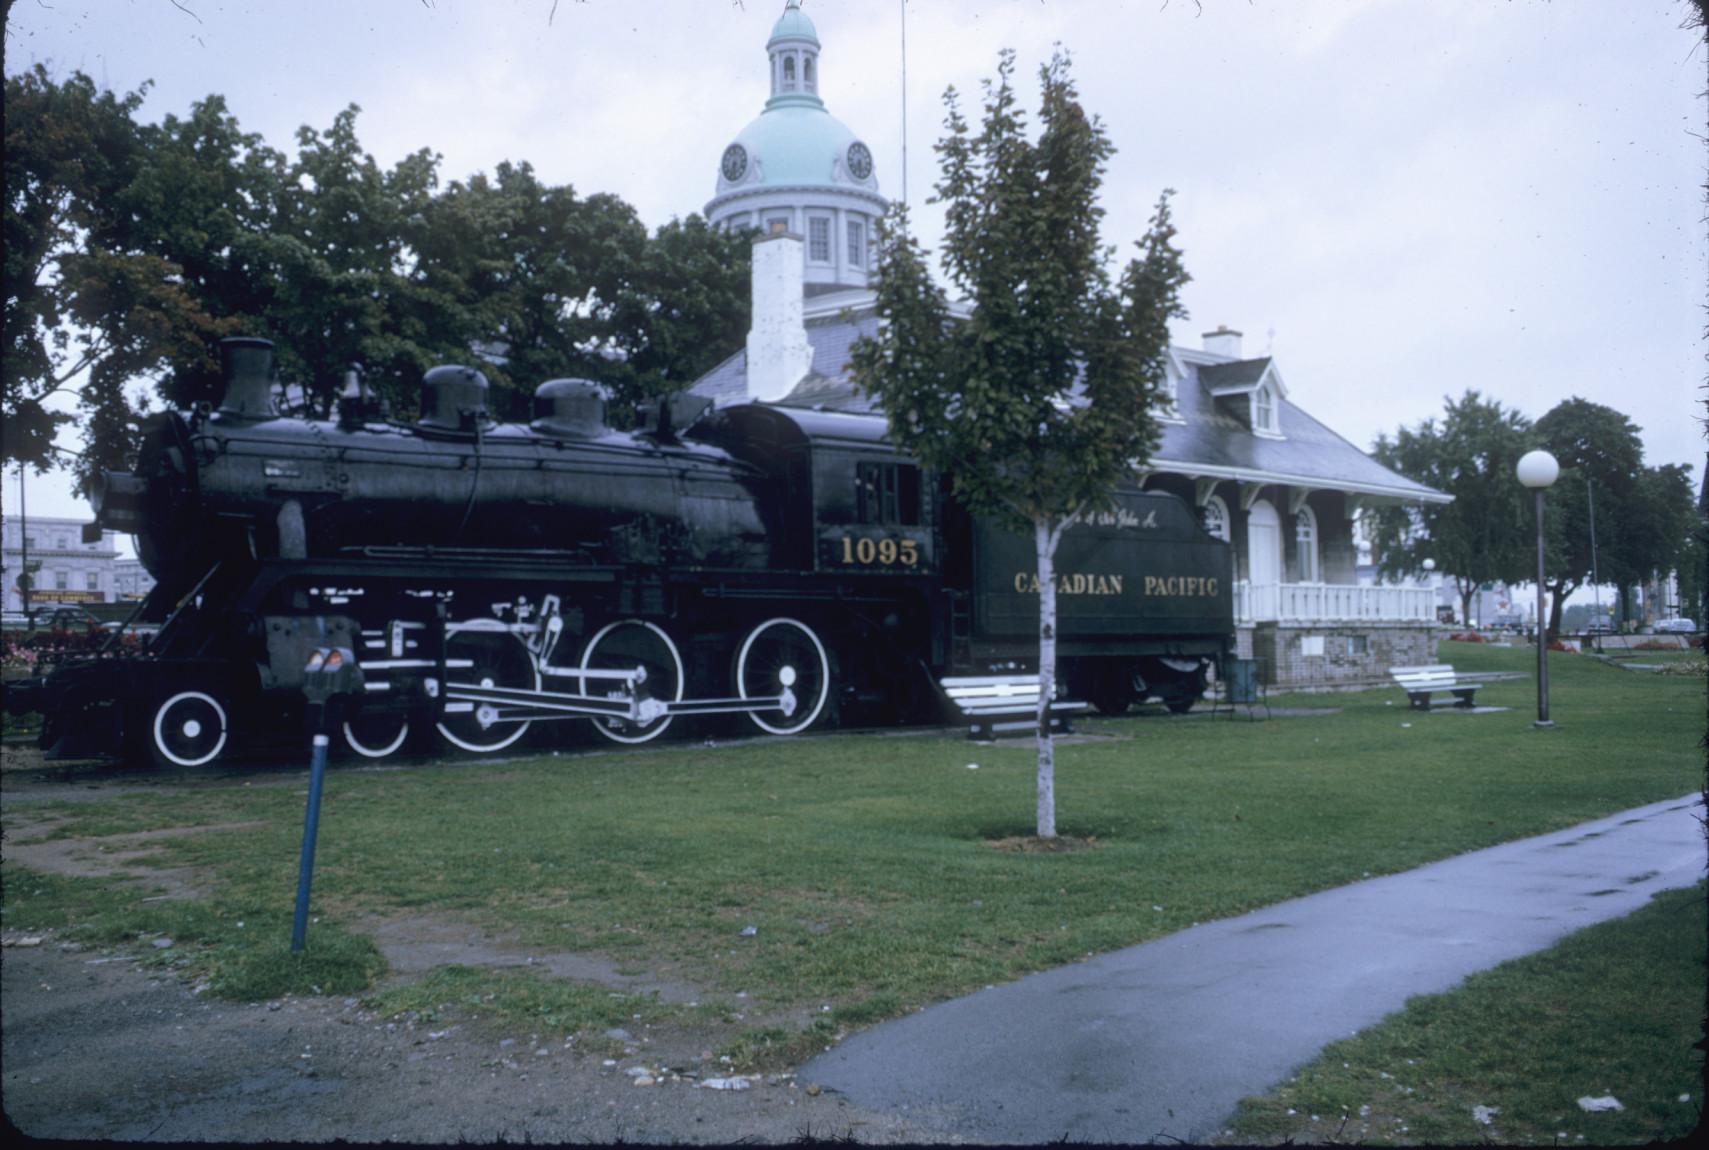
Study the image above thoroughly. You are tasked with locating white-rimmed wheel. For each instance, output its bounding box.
[149,690,229,768]
[342,709,411,759]
[736,618,831,735]
[580,619,683,744]
[436,625,538,754]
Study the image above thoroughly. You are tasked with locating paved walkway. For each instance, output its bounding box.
[801,794,1706,1144]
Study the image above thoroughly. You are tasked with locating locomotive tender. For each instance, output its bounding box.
[10,338,1234,766]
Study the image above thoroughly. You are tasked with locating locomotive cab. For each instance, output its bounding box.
[690,404,937,577]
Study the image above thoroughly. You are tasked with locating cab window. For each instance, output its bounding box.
[856,461,920,526]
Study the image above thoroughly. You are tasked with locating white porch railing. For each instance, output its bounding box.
[1234,581,1437,625]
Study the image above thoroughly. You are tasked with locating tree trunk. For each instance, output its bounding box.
[1546,578,1574,640]
[1456,579,1473,629]
[1035,517,1058,840]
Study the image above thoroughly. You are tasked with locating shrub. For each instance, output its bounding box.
[1448,632,1484,643]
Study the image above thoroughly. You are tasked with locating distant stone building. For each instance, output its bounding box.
[2,515,123,613]
[113,558,156,603]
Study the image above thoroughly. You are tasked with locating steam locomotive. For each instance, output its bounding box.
[8,337,1234,767]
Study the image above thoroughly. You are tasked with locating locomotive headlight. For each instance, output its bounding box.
[91,471,148,532]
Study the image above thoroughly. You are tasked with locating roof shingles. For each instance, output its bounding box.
[689,312,1444,502]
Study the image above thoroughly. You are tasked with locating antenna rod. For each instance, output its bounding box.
[900,0,909,213]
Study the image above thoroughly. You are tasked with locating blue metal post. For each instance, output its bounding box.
[290,731,331,951]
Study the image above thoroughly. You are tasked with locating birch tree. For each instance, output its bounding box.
[851,50,1188,838]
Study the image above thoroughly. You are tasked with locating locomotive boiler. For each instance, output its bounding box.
[10,337,1234,767]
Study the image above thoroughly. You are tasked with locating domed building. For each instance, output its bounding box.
[705,0,886,295]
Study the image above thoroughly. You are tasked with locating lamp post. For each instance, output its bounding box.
[1516,449,1559,728]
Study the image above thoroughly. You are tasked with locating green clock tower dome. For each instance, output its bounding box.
[706,0,886,293]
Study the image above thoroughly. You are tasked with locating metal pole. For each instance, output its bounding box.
[1587,482,1601,649]
[900,0,908,213]
[19,464,31,625]
[290,731,330,951]
[1534,488,1552,728]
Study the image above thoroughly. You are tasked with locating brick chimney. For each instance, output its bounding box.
[1202,325,1243,359]
[745,228,814,403]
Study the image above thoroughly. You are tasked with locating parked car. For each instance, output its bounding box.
[39,607,107,631]
[1652,617,1696,633]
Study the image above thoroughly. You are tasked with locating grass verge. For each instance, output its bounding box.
[2,641,1701,1048]
[1218,882,1706,1146]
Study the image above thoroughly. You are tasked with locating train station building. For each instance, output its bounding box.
[690,1,1452,689]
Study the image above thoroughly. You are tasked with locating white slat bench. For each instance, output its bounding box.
[1389,664,1482,711]
[940,674,1091,740]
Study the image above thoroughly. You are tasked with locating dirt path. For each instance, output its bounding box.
[0,745,956,1144]
[2,935,959,1144]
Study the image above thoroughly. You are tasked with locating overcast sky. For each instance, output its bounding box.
[4,0,1704,526]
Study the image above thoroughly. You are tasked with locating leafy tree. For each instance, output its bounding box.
[852,50,1188,839]
[3,66,151,476]
[1368,391,1535,625]
[1533,398,1645,636]
[1608,462,1695,624]
[249,106,451,416]
[607,215,752,409]
[6,71,750,480]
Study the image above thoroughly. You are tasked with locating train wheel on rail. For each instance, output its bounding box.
[342,707,412,759]
[436,625,538,753]
[579,619,684,744]
[736,617,831,735]
[1084,665,1137,717]
[148,688,231,768]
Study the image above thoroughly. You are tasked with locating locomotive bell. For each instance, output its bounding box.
[418,365,491,431]
[217,336,279,420]
[531,379,607,439]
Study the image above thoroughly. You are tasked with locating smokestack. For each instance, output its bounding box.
[1202,325,1243,359]
[217,337,279,419]
[745,229,813,403]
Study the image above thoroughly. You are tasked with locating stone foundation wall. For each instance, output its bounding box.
[1235,622,1441,689]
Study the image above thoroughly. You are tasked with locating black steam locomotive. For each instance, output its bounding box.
[10,338,1234,766]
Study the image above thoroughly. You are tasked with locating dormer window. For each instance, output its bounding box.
[1254,382,1277,434]
[1199,357,1286,434]
[1154,375,1181,421]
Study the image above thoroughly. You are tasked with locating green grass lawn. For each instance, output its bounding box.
[2,641,1701,1053]
[1219,882,1706,1146]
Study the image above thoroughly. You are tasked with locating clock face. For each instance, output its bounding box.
[846,141,873,181]
[721,144,748,183]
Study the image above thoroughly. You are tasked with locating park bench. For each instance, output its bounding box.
[939,674,1090,740]
[1388,663,1482,711]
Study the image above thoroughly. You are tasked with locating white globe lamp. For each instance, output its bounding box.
[1515,449,1559,726]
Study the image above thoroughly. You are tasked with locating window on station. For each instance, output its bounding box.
[1202,495,1231,542]
[847,219,865,267]
[856,461,921,526]
[804,56,816,91]
[86,571,100,591]
[1295,506,1319,582]
[782,56,796,90]
[808,217,831,262]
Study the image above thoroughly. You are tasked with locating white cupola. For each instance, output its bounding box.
[706,0,887,295]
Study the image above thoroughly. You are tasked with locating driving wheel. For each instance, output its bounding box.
[736,617,831,735]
